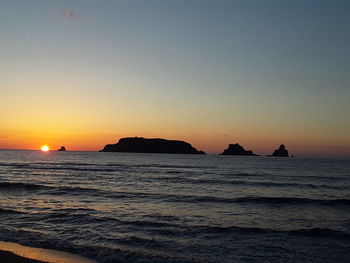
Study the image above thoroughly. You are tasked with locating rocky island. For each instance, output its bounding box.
[57,146,66,151]
[221,143,258,156]
[100,137,205,154]
[270,144,289,157]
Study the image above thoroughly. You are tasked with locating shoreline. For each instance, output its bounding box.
[0,241,97,263]
[0,250,48,263]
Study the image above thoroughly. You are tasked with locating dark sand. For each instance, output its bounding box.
[0,250,48,263]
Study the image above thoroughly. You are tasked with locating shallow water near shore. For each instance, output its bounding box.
[0,150,349,262]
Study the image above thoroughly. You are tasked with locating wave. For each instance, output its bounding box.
[51,207,98,213]
[15,166,130,172]
[0,228,195,263]
[288,228,350,239]
[0,181,52,190]
[134,163,217,169]
[0,162,30,167]
[284,174,350,181]
[186,196,350,206]
[0,161,216,171]
[1,223,349,256]
[3,211,349,240]
[0,208,24,214]
[150,176,347,190]
[195,225,350,239]
[1,181,349,207]
[1,215,349,263]
[240,196,350,206]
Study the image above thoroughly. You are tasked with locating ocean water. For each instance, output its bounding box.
[0,150,349,263]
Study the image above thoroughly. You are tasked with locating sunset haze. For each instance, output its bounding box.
[1,0,349,156]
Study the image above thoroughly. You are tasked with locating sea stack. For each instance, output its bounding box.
[57,146,66,151]
[271,144,289,157]
[100,137,205,154]
[221,143,257,156]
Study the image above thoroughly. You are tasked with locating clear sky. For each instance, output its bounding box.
[1,0,349,156]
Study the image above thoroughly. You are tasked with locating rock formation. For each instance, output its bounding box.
[270,144,289,157]
[221,143,257,156]
[57,146,66,151]
[100,137,205,154]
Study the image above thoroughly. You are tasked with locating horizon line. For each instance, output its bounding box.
[0,148,349,159]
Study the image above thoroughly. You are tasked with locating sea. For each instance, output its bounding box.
[0,150,349,263]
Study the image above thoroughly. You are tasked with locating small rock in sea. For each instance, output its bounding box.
[221,143,258,156]
[271,144,289,157]
[58,146,66,151]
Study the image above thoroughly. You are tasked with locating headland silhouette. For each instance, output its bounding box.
[100,137,293,156]
[100,137,205,154]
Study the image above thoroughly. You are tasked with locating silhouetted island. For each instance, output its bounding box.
[221,143,258,156]
[100,137,205,154]
[57,146,66,151]
[270,144,289,157]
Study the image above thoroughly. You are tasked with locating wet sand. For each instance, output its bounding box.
[0,241,98,263]
[0,250,48,263]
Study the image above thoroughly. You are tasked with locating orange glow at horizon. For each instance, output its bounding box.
[0,129,349,157]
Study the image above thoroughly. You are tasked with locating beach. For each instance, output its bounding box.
[0,241,97,263]
[0,250,47,263]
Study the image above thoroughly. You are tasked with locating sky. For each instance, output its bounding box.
[1,0,349,156]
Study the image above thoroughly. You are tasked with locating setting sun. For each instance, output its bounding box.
[41,145,50,152]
